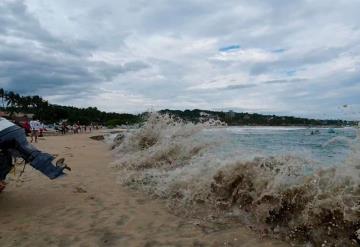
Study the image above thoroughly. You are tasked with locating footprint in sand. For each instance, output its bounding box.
[87,195,96,200]
[63,153,74,157]
[95,228,129,246]
[144,240,183,247]
[136,198,147,205]
[73,186,87,193]
[115,215,130,226]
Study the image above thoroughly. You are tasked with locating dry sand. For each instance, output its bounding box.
[0,132,289,247]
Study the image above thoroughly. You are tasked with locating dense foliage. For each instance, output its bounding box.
[159,109,356,126]
[0,88,141,126]
[0,88,354,127]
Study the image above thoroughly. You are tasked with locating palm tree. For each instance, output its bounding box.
[0,88,4,109]
[19,96,33,112]
[5,91,15,115]
[4,91,22,115]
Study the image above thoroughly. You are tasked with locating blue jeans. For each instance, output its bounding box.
[0,126,65,180]
[0,150,12,180]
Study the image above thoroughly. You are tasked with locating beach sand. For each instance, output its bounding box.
[0,132,288,247]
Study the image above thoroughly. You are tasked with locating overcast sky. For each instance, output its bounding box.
[0,0,359,119]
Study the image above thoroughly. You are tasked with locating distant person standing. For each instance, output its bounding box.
[39,121,45,137]
[23,120,31,136]
[30,119,41,143]
[77,123,81,134]
[61,122,67,135]
[73,124,79,134]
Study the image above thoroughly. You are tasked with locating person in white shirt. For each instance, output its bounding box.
[0,117,70,192]
[30,119,41,143]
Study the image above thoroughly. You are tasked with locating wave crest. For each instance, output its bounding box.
[209,156,360,245]
[112,112,208,170]
[112,113,360,246]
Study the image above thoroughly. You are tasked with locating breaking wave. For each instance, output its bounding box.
[111,113,360,246]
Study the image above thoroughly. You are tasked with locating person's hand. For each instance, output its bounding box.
[56,158,71,171]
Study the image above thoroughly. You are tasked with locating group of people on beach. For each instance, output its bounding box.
[22,119,45,143]
[60,122,100,135]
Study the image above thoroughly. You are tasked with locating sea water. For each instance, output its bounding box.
[111,113,360,246]
[203,126,357,167]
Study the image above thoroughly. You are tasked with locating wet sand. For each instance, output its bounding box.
[0,132,288,247]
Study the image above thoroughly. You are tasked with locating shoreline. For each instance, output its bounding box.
[0,132,288,246]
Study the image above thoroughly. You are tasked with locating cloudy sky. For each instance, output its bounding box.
[0,0,359,119]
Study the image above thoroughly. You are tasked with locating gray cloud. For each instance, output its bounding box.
[224,84,257,90]
[264,79,307,84]
[0,0,148,94]
[0,0,358,119]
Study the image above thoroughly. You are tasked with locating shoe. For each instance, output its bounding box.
[56,158,71,171]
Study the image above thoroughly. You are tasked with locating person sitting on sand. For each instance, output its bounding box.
[0,117,71,193]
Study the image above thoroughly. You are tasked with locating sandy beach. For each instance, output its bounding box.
[0,132,288,247]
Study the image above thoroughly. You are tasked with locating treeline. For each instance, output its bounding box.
[0,89,354,127]
[0,89,141,126]
[160,109,355,126]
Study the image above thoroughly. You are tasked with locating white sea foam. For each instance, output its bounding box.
[111,113,360,246]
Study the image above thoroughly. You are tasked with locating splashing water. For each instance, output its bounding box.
[112,113,208,171]
[111,113,360,246]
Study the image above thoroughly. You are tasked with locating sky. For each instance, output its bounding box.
[0,0,359,120]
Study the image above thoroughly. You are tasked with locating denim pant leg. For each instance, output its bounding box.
[4,128,65,179]
[0,152,13,180]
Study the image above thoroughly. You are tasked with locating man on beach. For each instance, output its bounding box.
[60,122,67,135]
[0,117,71,193]
[30,118,41,143]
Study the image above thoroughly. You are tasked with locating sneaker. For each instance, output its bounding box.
[56,158,71,171]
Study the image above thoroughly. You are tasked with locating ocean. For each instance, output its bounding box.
[204,126,357,167]
[110,113,360,246]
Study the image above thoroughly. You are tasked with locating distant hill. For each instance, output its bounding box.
[0,88,355,127]
[159,109,356,127]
